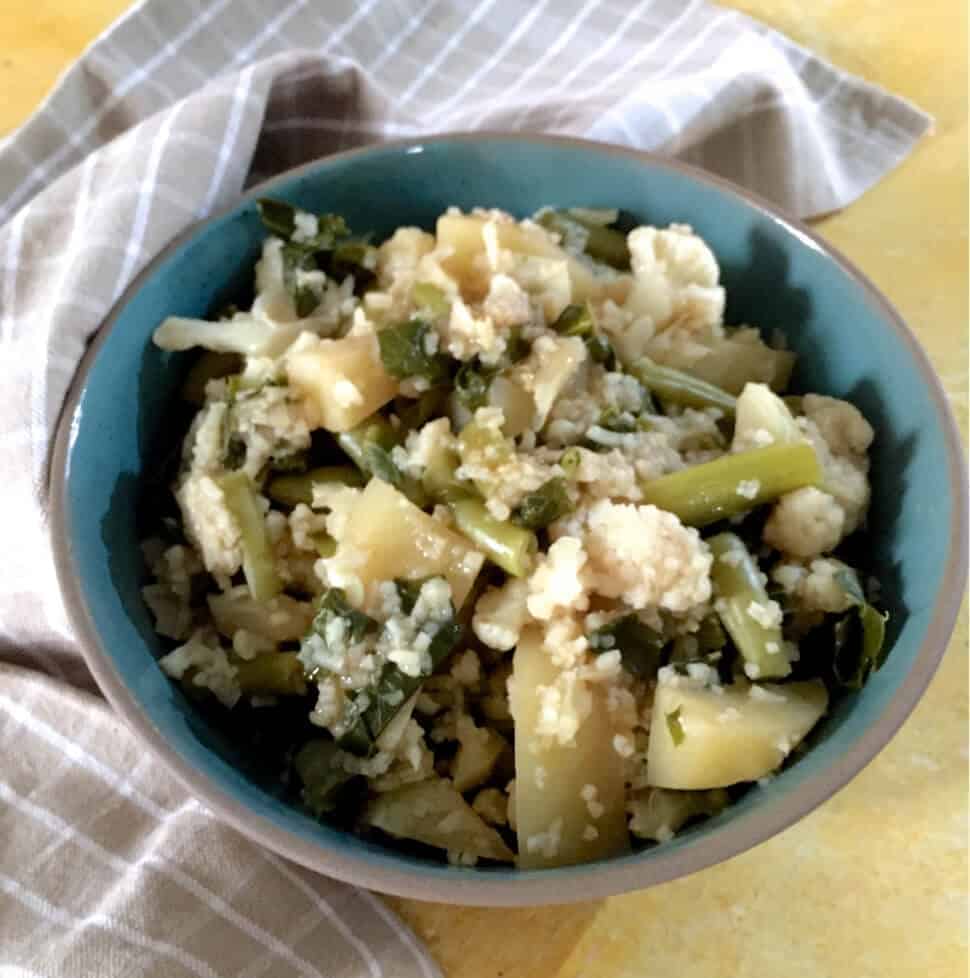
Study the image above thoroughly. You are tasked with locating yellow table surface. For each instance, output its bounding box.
[2,2,966,975]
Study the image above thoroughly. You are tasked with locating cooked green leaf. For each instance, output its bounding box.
[378,319,453,385]
[454,361,496,412]
[588,613,667,678]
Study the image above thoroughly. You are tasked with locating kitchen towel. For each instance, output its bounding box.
[0,1,931,975]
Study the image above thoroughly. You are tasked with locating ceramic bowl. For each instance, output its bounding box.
[51,134,967,905]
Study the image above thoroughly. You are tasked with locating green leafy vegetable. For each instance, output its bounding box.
[512,477,573,530]
[454,361,496,412]
[505,327,531,364]
[666,707,685,746]
[377,318,453,385]
[830,568,890,690]
[309,588,378,651]
[586,333,617,368]
[256,198,348,253]
[294,284,320,318]
[559,447,582,477]
[588,613,667,678]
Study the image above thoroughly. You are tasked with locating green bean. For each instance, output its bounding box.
[337,415,428,506]
[421,441,468,503]
[512,477,572,530]
[627,356,736,415]
[449,497,537,578]
[707,532,790,679]
[639,442,822,527]
[235,652,307,696]
[336,415,398,471]
[537,210,630,269]
[266,465,363,508]
[216,471,282,602]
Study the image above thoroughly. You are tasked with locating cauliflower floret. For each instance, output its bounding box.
[802,394,874,460]
[772,558,855,615]
[445,296,505,365]
[800,416,871,535]
[527,537,590,621]
[609,224,725,362]
[310,483,362,543]
[763,486,845,558]
[175,474,242,576]
[473,578,531,650]
[229,385,312,479]
[482,273,531,328]
[158,633,240,708]
[581,500,712,614]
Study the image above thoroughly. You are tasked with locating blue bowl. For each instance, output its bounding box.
[51,134,967,905]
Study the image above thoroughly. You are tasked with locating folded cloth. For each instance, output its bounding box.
[0,1,931,975]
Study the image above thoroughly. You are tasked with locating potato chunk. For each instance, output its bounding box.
[646,678,828,789]
[361,778,514,862]
[329,478,484,614]
[510,628,631,869]
[207,591,314,642]
[286,334,397,432]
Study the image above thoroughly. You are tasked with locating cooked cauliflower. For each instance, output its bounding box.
[527,537,590,621]
[580,500,712,614]
[175,474,242,576]
[763,486,845,558]
[473,578,531,650]
[772,557,855,615]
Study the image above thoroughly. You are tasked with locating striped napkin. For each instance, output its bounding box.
[0,1,931,974]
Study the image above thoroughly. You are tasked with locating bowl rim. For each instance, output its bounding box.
[49,131,968,906]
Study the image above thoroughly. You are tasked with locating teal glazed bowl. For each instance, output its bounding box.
[51,134,967,905]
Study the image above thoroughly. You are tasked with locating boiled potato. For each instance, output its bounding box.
[646,678,828,789]
[436,213,599,303]
[332,478,484,614]
[510,627,631,869]
[286,333,397,432]
[208,591,314,642]
[452,716,508,792]
[361,777,514,862]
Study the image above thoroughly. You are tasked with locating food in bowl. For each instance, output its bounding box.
[142,201,889,869]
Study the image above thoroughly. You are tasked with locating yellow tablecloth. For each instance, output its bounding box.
[3,2,965,975]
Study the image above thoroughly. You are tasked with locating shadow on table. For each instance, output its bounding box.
[386,897,603,978]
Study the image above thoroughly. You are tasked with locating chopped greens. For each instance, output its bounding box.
[589,613,667,678]
[411,282,450,317]
[378,318,453,385]
[831,568,890,689]
[552,303,594,338]
[513,477,573,530]
[454,360,496,412]
[294,740,355,816]
[309,588,378,651]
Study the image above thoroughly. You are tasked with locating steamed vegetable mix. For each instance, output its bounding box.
[147,200,889,870]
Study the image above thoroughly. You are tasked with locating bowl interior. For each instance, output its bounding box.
[57,136,963,900]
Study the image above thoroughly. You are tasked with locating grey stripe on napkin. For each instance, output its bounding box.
[0,1,931,976]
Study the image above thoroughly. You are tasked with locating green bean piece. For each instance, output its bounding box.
[537,210,631,269]
[336,415,427,506]
[421,440,469,504]
[513,477,573,530]
[216,471,282,602]
[266,465,364,508]
[639,442,822,527]
[336,415,398,470]
[449,498,537,577]
[235,652,307,696]
[708,532,790,680]
[181,352,243,405]
[627,356,736,415]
